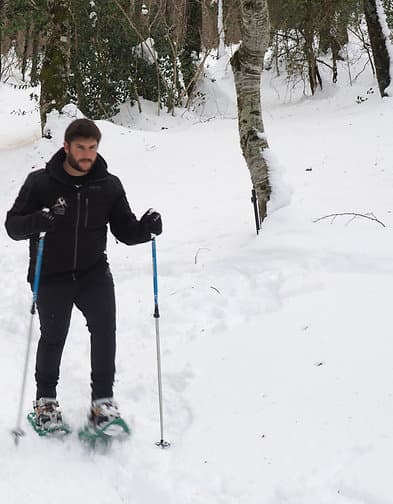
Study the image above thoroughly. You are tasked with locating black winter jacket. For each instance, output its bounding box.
[5,148,152,282]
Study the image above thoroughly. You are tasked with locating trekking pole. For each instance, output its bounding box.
[12,231,46,445]
[251,188,261,235]
[151,237,170,448]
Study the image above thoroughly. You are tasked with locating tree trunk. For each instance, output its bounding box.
[202,0,218,50]
[21,21,31,82]
[305,31,318,94]
[303,0,321,95]
[132,0,143,25]
[363,0,391,96]
[330,14,341,84]
[319,0,341,83]
[40,0,71,133]
[0,0,9,77]
[30,23,40,86]
[217,0,225,56]
[180,0,202,98]
[230,0,271,225]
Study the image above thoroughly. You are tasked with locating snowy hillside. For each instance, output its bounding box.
[2,50,393,503]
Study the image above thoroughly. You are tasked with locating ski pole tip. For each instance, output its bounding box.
[11,428,25,446]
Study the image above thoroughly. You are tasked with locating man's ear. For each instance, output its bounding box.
[64,141,70,154]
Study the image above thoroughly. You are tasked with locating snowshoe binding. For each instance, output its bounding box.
[27,398,71,437]
[78,398,130,444]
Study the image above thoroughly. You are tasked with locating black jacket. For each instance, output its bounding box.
[5,148,152,282]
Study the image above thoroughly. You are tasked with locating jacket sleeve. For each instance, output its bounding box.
[5,172,41,241]
[109,188,152,246]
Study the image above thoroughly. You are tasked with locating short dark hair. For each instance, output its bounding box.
[64,119,102,144]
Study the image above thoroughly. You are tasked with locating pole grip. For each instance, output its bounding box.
[32,233,46,305]
[152,238,160,317]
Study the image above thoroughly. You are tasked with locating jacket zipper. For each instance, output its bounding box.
[84,197,89,228]
[73,191,81,279]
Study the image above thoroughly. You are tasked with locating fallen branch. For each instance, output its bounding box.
[313,212,386,228]
[194,247,211,264]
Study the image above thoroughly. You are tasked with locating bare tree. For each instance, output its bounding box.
[363,0,391,96]
[230,0,271,224]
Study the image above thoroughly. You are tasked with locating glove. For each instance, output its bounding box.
[140,208,162,236]
[31,210,56,234]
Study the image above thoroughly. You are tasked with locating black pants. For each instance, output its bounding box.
[35,265,116,401]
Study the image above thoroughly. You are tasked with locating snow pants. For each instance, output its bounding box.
[35,265,116,401]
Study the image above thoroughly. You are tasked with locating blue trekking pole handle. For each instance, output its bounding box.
[152,237,160,318]
[31,232,46,312]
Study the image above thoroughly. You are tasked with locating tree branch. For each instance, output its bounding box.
[313,212,386,227]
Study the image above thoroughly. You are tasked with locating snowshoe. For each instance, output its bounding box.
[28,398,71,437]
[78,398,130,443]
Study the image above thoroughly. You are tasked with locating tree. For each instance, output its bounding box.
[69,0,141,119]
[363,0,391,96]
[0,0,8,77]
[180,0,202,99]
[230,0,271,224]
[217,0,225,56]
[268,0,362,92]
[383,0,393,27]
[40,0,71,131]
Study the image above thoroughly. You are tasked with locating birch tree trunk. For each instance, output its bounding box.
[230,0,271,224]
[364,0,391,96]
[217,0,225,57]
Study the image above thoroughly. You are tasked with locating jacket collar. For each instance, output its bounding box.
[46,148,108,186]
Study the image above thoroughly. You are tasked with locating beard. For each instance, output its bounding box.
[67,151,94,173]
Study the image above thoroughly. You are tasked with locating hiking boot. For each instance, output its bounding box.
[88,398,121,430]
[33,397,63,429]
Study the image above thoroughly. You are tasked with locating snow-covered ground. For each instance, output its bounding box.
[2,48,393,503]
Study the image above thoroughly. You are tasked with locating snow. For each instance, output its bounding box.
[2,45,393,503]
[0,82,41,149]
[134,38,157,66]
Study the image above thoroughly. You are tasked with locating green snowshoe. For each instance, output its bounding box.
[28,398,71,437]
[78,398,130,444]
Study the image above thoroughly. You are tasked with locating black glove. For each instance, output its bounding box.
[30,210,56,234]
[140,208,162,236]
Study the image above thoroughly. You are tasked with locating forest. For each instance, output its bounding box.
[1,1,392,118]
[1,0,393,222]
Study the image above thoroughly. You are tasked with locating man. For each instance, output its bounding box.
[5,118,162,433]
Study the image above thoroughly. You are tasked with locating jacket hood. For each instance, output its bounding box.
[46,148,108,185]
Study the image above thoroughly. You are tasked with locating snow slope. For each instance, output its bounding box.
[2,51,393,503]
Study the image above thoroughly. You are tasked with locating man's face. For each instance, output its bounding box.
[64,137,98,174]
